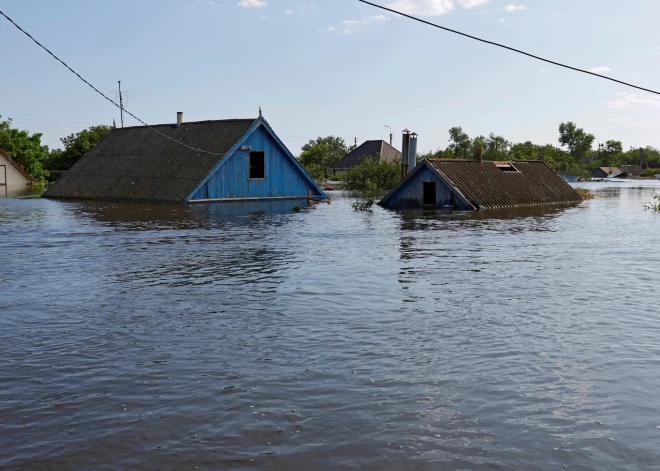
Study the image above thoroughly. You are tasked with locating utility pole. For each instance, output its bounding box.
[385,125,393,146]
[118,81,124,128]
[108,82,132,127]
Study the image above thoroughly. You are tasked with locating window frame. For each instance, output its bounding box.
[495,162,521,173]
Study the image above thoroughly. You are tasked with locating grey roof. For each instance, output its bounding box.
[381,159,583,210]
[331,140,401,170]
[43,119,256,203]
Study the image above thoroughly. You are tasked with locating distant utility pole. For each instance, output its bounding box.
[385,125,393,146]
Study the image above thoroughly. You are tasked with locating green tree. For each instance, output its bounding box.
[47,125,112,171]
[447,126,471,158]
[510,141,539,160]
[417,147,454,163]
[301,163,326,183]
[342,154,400,193]
[484,133,510,160]
[341,155,400,211]
[298,136,348,179]
[558,122,595,162]
[0,115,49,182]
[597,140,623,168]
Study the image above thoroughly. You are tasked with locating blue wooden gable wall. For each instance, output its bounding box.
[188,120,326,202]
[380,162,471,210]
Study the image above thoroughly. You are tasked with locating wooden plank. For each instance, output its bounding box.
[188,195,312,204]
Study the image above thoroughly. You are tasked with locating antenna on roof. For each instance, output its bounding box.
[108,81,132,128]
[259,106,262,117]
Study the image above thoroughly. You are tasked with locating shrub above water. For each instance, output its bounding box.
[341,156,400,211]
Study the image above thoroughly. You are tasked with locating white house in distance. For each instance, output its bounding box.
[0,149,34,196]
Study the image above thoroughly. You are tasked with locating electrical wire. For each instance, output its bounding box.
[0,9,225,155]
[358,0,660,96]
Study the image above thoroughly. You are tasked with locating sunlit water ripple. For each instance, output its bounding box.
[1,182,660,470]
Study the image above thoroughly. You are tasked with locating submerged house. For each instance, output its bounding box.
[591,167,623,179]
[44,113,326,204]
[619,165,643,177]
[379,158,583,210]
[330,140,402,176]
[0,149,34,195]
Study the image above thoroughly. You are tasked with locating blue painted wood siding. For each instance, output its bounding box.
[382,166,470,209]
[190,125,321,201]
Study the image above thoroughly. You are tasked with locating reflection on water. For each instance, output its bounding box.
[1,183,660,470]
[67,198,313,229]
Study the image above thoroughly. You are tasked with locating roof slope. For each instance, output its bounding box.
[428,160,582,209]
[331,140,401,170]
[43,119,256,203]
[0,149,35,182]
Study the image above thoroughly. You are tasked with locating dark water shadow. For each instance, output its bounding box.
[0,187,46,199]
[396,204,579,233]
[62,198,313,231]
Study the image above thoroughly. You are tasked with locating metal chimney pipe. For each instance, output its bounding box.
[401,129,411,179]
[408,133,418,174]
[475,146,483,163]
[177,112,184,126]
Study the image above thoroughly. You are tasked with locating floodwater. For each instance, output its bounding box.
[1,182,660,470]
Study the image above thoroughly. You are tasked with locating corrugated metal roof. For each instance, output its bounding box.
[427,159,583,209]
[331,140,401,170]
[43,119,256,203]
[0,149,35,182]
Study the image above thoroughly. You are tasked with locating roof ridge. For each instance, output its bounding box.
[116,118,258,131]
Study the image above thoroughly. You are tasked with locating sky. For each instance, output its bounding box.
[2,0,660,154]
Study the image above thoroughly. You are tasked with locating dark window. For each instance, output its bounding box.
[249,151,265,179]
[423,181,436,205]
[495,162,520,172]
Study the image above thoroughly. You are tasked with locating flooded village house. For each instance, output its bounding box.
[379,133,583,210]
[0,150,33,196]
[330,140,402,176]
[591,166,623,179]
[43,113,326,204]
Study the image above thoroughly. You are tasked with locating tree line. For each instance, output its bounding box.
[0,115,111,183]
[297,122,660,181]
[420,122,660,177]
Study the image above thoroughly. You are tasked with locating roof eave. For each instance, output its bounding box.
[0,149,35,182]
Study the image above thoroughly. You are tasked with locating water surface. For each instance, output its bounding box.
[2,182,660,470]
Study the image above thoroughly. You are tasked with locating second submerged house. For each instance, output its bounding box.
[380,158,583,210]
[330,140,402,176]
[44,113,326,204]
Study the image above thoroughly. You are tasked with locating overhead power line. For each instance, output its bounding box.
[0,9,225,156]
[358,0,660,97]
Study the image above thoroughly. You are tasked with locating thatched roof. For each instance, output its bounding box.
[43,119,256,203]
